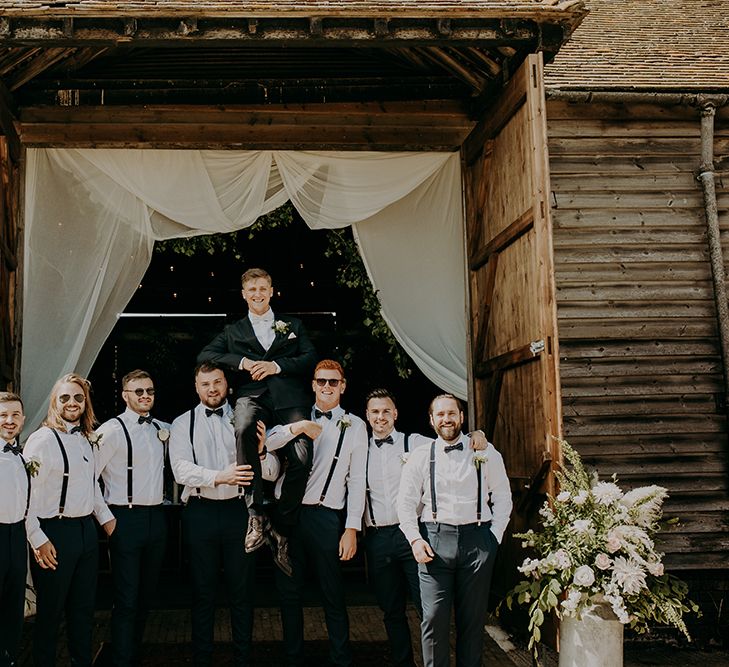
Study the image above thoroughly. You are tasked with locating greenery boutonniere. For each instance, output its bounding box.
[473,452,488,470]
[24,457,41,477]
[400,452,410,465]
[157,428,170,444]
[337,415,351,432]
[87,432,103,449]
[273,320,290,335]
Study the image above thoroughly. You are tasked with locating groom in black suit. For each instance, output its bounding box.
[197,268,317,564]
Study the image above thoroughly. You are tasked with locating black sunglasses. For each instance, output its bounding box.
[124,387,155,397]
[59,393,85,404]
[314,378,342,387]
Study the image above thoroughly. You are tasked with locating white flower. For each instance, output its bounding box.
[473,453,487,470]
[561,588,583,613]
[592,481,623,505]
[606,528,623,553]
[273,320,290,335]
[556,490,571,502]
[573,565,596,587]
[337,415,351,432]
[87,432,103,449]
[621,485,668,527]
[399,453,410,465]
[573,490,590,505]
[647,561,664,577]
[603,591,631,624]
[157,428,170,443]
[553,549,571,570]
[611,557,647,595]
[518,557,541,576]
[538,504,554,520]
[595,553,612,570]
[570,519,594,535]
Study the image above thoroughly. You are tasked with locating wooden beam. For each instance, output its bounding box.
[0,81,20,162]
[416,46,488,94]
[5,47,73,91]
[475,339,544,378]
[469,208,533,271]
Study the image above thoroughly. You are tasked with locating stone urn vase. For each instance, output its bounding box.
[559,603,624,667]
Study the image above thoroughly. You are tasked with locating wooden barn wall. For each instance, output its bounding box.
[547,99,729,570]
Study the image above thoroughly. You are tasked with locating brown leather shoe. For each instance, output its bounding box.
[265,524,294,577]
[244,514,266,553]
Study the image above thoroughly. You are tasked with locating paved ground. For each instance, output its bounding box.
[18,606,729,666]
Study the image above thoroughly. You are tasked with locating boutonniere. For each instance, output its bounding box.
[473,452,488,470]
[25,457,41,477]
[400,453,410,466]
[157,428,170,444]
[273,320,290,335]
[87,432,103,449]
[337,415,351,432]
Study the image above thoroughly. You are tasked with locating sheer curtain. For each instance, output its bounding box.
[22,149,468,428]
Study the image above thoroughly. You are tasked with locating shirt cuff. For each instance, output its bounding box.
[238,357,246,370]
[273,361,281,374]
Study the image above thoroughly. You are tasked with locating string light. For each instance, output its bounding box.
[169,265,175,272]
[138,283,143,289]
[172,292,178,299]
[207,296,212,303]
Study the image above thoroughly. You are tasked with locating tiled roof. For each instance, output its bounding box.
[545,0,729,91]
[0,0,586,21]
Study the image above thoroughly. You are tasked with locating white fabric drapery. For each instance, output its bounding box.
[22,149,468,429]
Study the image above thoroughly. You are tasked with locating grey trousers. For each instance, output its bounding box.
[418,522,498,667]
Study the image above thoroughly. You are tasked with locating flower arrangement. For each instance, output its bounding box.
[504,440,699,655]
[273,320,290,335]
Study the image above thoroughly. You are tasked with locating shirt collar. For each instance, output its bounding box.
[436,433,466,449]
[248,309,274,324]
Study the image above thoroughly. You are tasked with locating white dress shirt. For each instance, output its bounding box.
[0,439,29,524]
[249,309,275,350]
[267,404,367,530]
[95,408,169,506]
[169,401,280,503]
[365,430,431,528]
[397,433,512,546]
[24,425,114,549]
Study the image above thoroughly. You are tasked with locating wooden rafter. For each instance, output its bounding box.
[6,47,73,91]
[417,46,488,94]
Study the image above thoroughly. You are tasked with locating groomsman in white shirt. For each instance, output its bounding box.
[397,394,512,667]
[24,373,116,667]
[0,391,28,667]
[95,369,169,666]
[364,389,488,667]
[266,359,367,667]
[170,361,280,667]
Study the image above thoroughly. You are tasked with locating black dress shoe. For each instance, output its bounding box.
[244,514,266,553]
[265,523,294,577]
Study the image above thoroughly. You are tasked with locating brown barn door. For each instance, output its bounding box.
[461,53,562,587]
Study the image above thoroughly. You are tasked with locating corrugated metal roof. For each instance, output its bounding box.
[545,0,729,91]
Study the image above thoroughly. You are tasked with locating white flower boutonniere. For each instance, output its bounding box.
[337,415,351,432]
[473,452,488,470]
[157,428,170,444]
[273,320,290,335]
[24,457,41,478]
[87,432,103,449]
[400,453,410,466]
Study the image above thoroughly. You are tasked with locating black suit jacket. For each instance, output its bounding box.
[197,313,317,409]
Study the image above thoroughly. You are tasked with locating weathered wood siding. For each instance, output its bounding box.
[547,99,729,569]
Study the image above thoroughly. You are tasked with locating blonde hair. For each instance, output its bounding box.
[43,373,97,435]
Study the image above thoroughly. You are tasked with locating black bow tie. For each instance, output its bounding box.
[374,435,394,447]
[314,409,332,420]
[444,442,463,453]
[3,441,21,455]
[69,426,83,434]
[138,415,154,425]
[205,407,224,418]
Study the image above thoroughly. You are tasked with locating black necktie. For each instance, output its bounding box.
[374,435,394,447]
[3,441,21,455]
[444,442,463,453]
[138,415,154,425]
[69,426,83,434]
[206,407,224,418]
[315,409,332,420]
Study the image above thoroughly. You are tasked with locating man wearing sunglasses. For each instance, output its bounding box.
[197,267,317,561]
[265,359,367,667]
[95,369,169,666]
[0,391,28,667]
[24,373,116,666]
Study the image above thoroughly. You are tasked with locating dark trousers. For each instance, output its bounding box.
[183,497,255,667]
[0,521,27,667]
[365,525,422,667]
[30,515,98,667]
[419,522,498,667]
[234,396,312,519]
[108,505,167,667]
[275,505,351,667]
